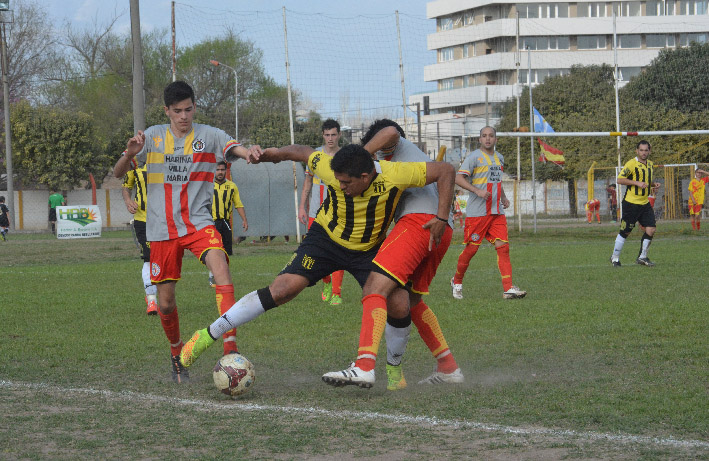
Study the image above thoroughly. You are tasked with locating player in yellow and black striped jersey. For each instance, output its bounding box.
[122,165,158,315]
[211,161,248,257]
[178,143,456,374]
[610,140,661,267]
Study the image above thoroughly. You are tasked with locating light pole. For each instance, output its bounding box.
[0,1,13,231]
[210,60,238,140]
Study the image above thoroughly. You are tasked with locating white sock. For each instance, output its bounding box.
[142,262,157,295]
[385,321,411,366]
[640,237,652,258]
[612,234,626,260]
[209,290,265,338]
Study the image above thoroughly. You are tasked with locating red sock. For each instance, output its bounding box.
[321,274,331,284]
[331,270,344,296]
[216,285,238,354]
[158,308,182,356]
[454,244,479,284]
[411,301,458,373]
[698,221,701,230]
[496,243,513,291]
[354,294,387,372]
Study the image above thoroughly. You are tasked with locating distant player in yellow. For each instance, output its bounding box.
[688,168,709,230]
[610,140,661,267]
[122,165,158,315]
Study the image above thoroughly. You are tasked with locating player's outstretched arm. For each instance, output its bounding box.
[259,145,315,164]
[363,126,399,155]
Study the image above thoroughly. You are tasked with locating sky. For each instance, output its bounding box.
[46,0,436,122]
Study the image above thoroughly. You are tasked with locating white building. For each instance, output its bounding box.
[409,0,709,161]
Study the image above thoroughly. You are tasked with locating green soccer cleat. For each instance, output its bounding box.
[386,363,407,391]
[180,328,215,368]
[329,294,342,306]
[321,281,333,302]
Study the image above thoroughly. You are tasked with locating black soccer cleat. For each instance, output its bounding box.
[610,257,621,267]
[636,257,655,267]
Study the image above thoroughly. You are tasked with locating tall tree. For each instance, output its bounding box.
[624,43,709,114]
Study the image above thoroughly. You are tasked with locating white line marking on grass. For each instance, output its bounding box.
[2,379,707,450]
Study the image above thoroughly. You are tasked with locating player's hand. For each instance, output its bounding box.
[637,181,649,189]
[246,145,263,164]
[125,200,138,214]
[475,188,492,199]
[422,217,446,251]
[501,197,510,209]
[298,209,308,225]
[242,220,248,231]
[125,131,145,157]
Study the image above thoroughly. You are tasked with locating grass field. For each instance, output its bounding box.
[1,222,707,460]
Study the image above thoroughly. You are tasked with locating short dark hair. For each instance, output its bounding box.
[164,81,195,107]
[0,196,4,203]
[361,119,406,146]
[637,140,651,149]
[331,144,374,177]
[322,119,340,133]
[216,161,228,168]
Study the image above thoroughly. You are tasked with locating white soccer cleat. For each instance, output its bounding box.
[322,362,375,388]
[418,368,464,385]
[503,286,527,299]
[450,278,463,300]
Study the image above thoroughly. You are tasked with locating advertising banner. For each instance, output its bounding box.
[56,205,102,239]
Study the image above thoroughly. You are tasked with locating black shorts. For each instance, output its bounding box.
[133,220,151,262]
[214,219,233,255]
[0,217,8,227]
[620,200,656,234]
[279,222,380,288]
[49,208,57,222]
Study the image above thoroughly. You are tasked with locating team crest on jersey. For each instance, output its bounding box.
[153,136,163,147]
[311,152,322,171]
[470,233,481,242]
[192,138,206,152]
[151,262,161,277]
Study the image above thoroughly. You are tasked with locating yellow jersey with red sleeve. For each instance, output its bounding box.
[688,177,708,205]
[212,179,243,221]
[618,157,654,205]
[309,150,427,251]
[122,165,148,222]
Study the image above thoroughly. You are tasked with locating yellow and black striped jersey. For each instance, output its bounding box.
[309,150,427,251]
[618,157,654,205]
[212,180,244,221]
[123,166,148,222]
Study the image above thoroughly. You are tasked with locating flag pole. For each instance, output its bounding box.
[527,48,537,233]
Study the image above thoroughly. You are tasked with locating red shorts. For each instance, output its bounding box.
[150,225,228,283]
[373,214,452,295]
[689,203,703,215]
[586,200,600,211]
[463,214,509,245]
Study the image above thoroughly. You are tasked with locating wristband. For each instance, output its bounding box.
[435,216,448,223]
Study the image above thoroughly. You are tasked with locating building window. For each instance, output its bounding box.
[578,2,607,17]
[517,3,569,18]
[615,1,641,16]
[440,78,455,90]
[679,0,708,14]
[524,36,571,50]
[646,0,662,15]
[619,67,641,81]
[440,17,453,31]
[619,35,641,48]
[439,47,454,62]
[465,11,475,25]
[646,34,676,47]
[577,35,607,49]
[679,32,709,45]
[666,0,677,14]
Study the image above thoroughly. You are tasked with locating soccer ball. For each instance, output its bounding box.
[213,353,255,397]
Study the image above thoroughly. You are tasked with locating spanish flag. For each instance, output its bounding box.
[538,138,565,165]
